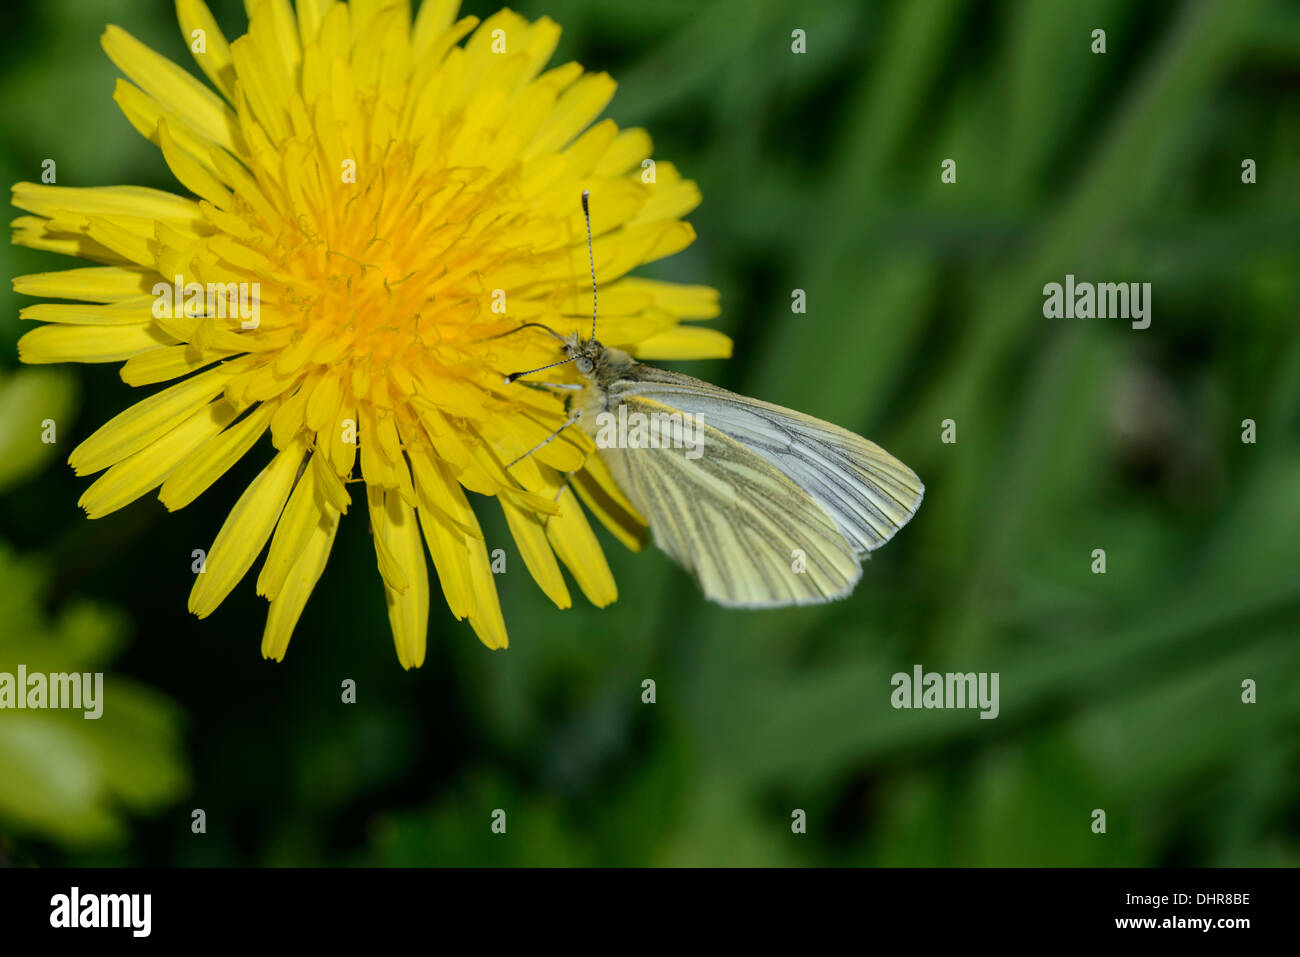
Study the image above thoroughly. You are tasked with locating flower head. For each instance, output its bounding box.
[12,1,729,667]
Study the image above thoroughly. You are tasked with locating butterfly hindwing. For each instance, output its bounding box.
[613,365,924,557]
[586,392,863,607]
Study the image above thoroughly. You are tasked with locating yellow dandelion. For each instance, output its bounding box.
[12,0,729,667]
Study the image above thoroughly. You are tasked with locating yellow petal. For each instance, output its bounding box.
[190,439,306,617]
[10,215,133,264]
[411,0,460,57]
[228,34,290,143]
[294,0,333,47]
[367,484,409,594]
[254,455,323,598]
[268,371,315,448]
[159,400,276,509]
[327,403,358,477]
[158,118,234,208]
[593,127,652,177]
[69,363,239,474]
[417,506,473,621]
[547,485,617,607]
[615,278,720,320]
[84,216,157,266]
[407,444,481,539]
[120,344,235,386]
[79,399,236,518]
[571,454,648,553]
[13,265,156,302]
[250,0,301,83]
[627,165,702,225]
[177,0,238,100]
[465,533,508,650]
[310,448,351,514]
[256,457,321,600]
[631,325,733,360]
[373,488,430,669]
[501,496,570,609]
[261,500,340,661]
[20,296,158,326]
[304,369,342,432]
[101,24,239,152]
[12,182,205,230]
[525,73,617,160]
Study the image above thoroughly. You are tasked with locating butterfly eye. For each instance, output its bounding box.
[577,356,594,375]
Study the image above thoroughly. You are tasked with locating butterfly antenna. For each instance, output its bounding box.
[504,192,595,384]
[504,354,576,385]
[582,189,597,341]
[480,321,566,343]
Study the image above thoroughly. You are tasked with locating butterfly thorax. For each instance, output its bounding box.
[564,334,637,390]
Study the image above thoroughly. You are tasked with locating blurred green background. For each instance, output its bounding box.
[1,0,1298,866]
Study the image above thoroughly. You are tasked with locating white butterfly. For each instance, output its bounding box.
[561,335,922,606]
[506,192,923,607]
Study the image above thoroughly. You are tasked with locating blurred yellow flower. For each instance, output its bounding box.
[11,1,728,667]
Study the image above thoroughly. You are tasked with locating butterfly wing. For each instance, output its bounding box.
[588,393,864,607]
[614,365,923,557]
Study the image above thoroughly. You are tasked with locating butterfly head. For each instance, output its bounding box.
[563,333,605,377]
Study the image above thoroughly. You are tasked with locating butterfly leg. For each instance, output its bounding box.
[536,471,579,531]
[552,471,575,503]
[505,409,582,470]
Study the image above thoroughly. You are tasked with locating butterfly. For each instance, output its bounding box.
[504,192,923,607]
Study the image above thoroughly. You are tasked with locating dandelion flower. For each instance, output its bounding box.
[12,0,729,667]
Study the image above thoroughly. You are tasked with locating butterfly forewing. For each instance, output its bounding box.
[608,365,925,558]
